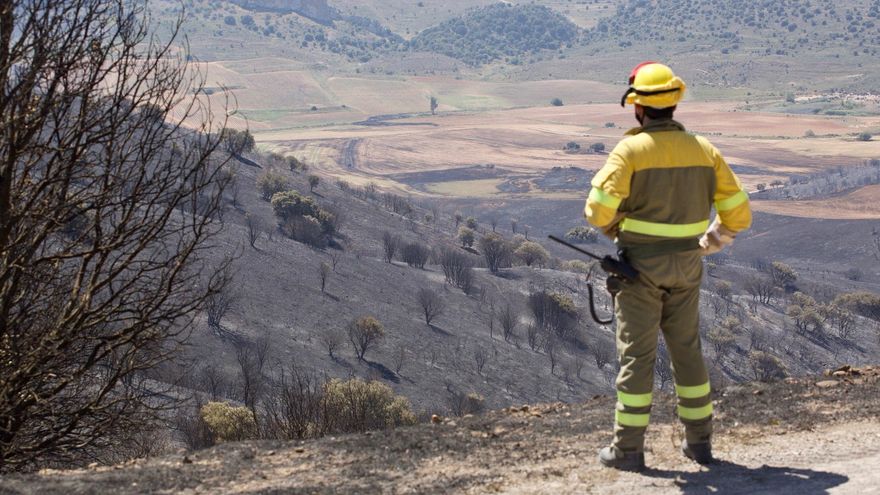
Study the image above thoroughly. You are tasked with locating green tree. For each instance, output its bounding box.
[769,261,798,289]
[322,378,416,432]
[200,402,258,443]
[458,226,476,248]
[515,241,550,267]
[348,316,385,361]
[271,190,320,220]
[479,233,513,273]
[257,170,290,201]
[223,128,255,155]
[749,351,786,381]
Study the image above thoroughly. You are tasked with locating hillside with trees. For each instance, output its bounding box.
[568,0,880,90]
[408,3,579,66]
[587,0,880,57]
[3,0,880,476]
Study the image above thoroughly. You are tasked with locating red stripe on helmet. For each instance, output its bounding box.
[628,61,658,85]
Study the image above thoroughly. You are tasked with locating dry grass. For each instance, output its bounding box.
[424,179,506,196]
[751,185,880,220]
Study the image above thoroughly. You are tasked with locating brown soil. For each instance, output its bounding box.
[3,367,879,494]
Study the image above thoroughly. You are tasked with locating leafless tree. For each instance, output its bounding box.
[262,364,325,440]
[438,246,475,293]
[322,329,344,359]
[236,337,270,422]
[744,274,776,305]
[245,213,263,249]
[527,322,540,351]
[381,231,400,263]
[206,286,237,335]
[0,0,234,470]
[474,346,488,375]
[392,343,407,375]
[198,365,228,401]
[417,288,445,325]
[175,400,214,451]
[498,303,518,342]
[546,335,559,375]
[319,262,331,294]
[228,169,242,208]
[445,385,485,417]
[453,211,463,229]
[327,250,342,272]
[489,214,499,232]
[401,242,430,269]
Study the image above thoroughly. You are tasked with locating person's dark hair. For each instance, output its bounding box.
[644,105,676,119]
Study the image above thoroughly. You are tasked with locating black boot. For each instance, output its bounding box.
[598,446,646,472]
[682,441,714,465]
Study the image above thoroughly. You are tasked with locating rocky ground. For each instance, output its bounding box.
[2,366,879,495]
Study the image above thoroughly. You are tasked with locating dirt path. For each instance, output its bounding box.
[341,138,361,170]
[507,420,880,495]
[2,368,879,494]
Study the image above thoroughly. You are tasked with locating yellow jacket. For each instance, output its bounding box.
[585,119,751,244]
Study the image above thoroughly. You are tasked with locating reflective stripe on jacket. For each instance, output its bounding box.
[584,119,751,243]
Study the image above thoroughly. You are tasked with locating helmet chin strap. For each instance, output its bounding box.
[619,87,682,108]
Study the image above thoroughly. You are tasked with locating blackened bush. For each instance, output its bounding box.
[438,246,475,293]
[402,242,430,268]
[382,231,400,263]
[528,290,578,340]
[479,233,512,273]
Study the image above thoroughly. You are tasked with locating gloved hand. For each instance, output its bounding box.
[600,212,627,241]
[699,216,736,256]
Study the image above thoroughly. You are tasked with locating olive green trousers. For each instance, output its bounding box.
[611,249,713,452]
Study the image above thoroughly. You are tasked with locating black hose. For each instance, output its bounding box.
[587,283,614,325]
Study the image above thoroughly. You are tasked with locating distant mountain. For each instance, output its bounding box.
[567,0,880,91]
[409,3,579,66]
[584,0,880,61]
[229,0,340,24]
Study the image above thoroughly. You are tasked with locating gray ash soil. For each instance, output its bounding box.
[2,367,879,494]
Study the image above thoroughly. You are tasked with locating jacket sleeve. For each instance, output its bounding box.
[585,143,633,228]
[708,142,752,233]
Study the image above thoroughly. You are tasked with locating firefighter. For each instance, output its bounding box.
[584,62,752,471]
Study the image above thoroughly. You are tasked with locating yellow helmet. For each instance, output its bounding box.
[620,62,686,109]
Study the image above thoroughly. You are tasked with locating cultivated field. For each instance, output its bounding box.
[184,54,880,223]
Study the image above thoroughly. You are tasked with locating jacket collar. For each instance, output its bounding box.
[624,118,686,136]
